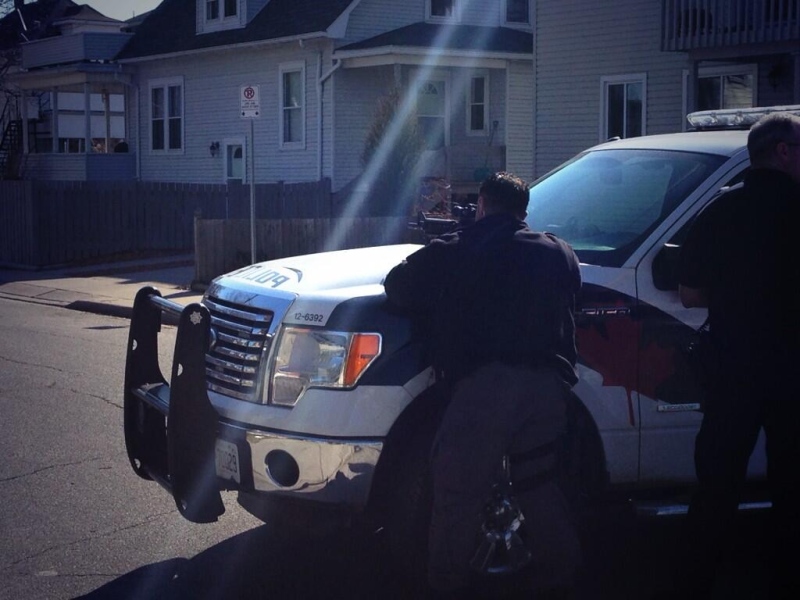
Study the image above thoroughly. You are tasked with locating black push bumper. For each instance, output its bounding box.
[123,286,225,523]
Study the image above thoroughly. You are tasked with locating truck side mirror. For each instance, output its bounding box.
[652,243,681,291]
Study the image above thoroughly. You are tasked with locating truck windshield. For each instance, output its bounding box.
[526,149,726,267]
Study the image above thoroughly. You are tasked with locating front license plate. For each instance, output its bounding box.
[215,439,240,484]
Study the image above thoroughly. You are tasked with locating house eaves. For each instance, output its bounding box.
[9,61,132,91]
[116,31,330,64]
[334,46,530,69]
[333,22,532,69]
[115,0,359,62]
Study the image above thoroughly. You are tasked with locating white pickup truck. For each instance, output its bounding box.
[124,106,792,584]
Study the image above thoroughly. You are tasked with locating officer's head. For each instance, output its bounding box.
[747,112,800,183]
[476,171,530,221]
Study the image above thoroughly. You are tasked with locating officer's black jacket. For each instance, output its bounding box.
[384,212,581,386]
[679,169,800,373]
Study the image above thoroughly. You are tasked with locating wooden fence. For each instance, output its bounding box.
[0,179,332,268]
[194,216,424,283]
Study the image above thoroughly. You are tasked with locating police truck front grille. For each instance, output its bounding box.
[204,296,273,402]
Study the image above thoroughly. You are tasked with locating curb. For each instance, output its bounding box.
[66,300,183,326]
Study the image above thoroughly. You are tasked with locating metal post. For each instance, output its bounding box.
[250,118,256,264]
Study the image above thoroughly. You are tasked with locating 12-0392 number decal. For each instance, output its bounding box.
[294,312,324,323]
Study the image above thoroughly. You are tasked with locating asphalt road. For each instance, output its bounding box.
[0,297,771,600]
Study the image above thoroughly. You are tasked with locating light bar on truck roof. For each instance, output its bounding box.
[687,105,800,129]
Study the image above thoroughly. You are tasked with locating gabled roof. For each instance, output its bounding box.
[336,22,532,57]
[122,9,156,33]
[116,0,357,61]
[0,0,76,51]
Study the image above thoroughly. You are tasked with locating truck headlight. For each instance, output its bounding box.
[268,326,382,406]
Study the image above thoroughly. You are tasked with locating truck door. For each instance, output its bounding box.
[634,167,767,485]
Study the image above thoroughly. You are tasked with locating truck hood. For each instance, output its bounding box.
[208,244,423,299]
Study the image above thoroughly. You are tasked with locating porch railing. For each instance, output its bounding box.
[662,0,800,51]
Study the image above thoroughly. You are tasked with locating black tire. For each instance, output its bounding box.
[556,394,608,517]
[383,418,437,589]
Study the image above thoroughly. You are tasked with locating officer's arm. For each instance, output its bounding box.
[383,242,447,312]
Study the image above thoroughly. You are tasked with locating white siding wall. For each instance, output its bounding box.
[447,68,508,183]
[505,60,533,181]
[533,0,689,178]
[331,65,396,191]
[132,39,331,184]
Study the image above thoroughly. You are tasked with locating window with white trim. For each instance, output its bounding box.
[467,73,488,135]
[201,0,239,28]
[280,63,305,147]
[601,74,646,140]
[150,78,183,152]
[206,0,219,20]
[504,0,530,25]
[418,79,447,149]
[428,0,458,21]
[696,65,755,112]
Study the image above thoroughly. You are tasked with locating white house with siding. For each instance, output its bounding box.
[531,0,800,178]
[107,0,534,208]
[3,0,535,199]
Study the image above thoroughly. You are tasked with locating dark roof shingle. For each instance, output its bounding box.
[0,0,76,51]
[116,0,355,60]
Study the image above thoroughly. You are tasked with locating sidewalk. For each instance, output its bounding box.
[0,253,205,320]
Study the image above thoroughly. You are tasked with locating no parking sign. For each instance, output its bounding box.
[240,85,260,118]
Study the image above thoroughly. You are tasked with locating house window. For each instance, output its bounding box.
[467,74,488,134]
[280,63,305,147]
[418,79,447,150]
[681,65,756,126]
[206,0,219,20]
[698,68,754,111]
[505,0,530,25]
[602,74,646,140]
[43,91,125,155]
[150,78,183,152]
[429,0,457,19]
[224,0,237,18]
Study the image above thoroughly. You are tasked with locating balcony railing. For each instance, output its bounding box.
[22,32,132,70]
[662,0,800,51]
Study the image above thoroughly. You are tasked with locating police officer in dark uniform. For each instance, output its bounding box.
[677,111,800,598]
[384,171,582,597]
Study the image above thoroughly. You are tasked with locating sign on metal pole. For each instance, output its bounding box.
[240,85,260,264]
[240,85,261,118]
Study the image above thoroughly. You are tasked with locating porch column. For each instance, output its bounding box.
[393,64,402,88]
[52,89,59,153]
[84,83,92,153]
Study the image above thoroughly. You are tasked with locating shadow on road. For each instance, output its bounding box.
[75,503,771,600]
[75,524,413,600]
